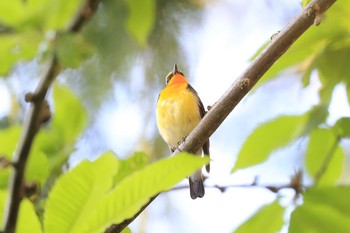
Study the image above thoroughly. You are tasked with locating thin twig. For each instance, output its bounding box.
[1,1,101,232]
[105,0,337,232]
[171,170,304,195]
[171,183,298,194]
[314,136,341,186]
[104,195,159,233]
[2,56,59,233]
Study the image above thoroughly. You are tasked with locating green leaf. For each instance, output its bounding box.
[0,125,21,157]
[0,126,49,187]
[305,128,344,186]
[81,152,209,233]
[0,190,6,228]
[233,200,284,233]
[52,84,87,144]
[114,151,149,185]
[0,125,21,188]
[17,198,43,233]
[44,0,85,30]
[33,85,87,179]
[316,41,350,84]
[0,32,41,76]
[44,152,119,233]
[0,191,42,232]
[0,0,84,30]
[289,187,350,233]
[121,227,132,233]
[302,0,312,8]
[25,151,50,186]
[0,0,44,29]
[232,115,307,172]
[255,0,350,90]
[333,117,350,138]
[125,0,156,46]
[56,33,95,68]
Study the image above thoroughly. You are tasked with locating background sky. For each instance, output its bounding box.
[1,0,349,232]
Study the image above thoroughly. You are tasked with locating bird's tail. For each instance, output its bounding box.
[189,170,204,199]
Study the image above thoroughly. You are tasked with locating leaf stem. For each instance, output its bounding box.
[314,136,341,186]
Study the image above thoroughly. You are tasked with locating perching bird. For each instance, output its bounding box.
[156,64,210,199]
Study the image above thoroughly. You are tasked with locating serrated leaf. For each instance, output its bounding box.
[233,200,284,233]
[44,152,119,233]
[125,0,156,46]
[305,128,344,186]
[114,151,149,185]
[232,115,307,172]
[81,152,209,233]
[289,187,350,233]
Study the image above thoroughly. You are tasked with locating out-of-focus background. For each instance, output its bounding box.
[1,0,350,232]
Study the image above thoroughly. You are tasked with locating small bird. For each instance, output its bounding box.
[156,64,210,199]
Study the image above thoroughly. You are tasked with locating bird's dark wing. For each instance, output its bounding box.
[187,84,210,173]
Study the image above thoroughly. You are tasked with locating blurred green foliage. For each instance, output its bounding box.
[289,187,350,233]
[0,0,350,232]
[43,152,208,233]
[232,1,350,232]
[0,0,209,232]
[234,201,284,233]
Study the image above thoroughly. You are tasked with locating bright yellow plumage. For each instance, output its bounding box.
[156,64,210,199]
[157,78,201,150]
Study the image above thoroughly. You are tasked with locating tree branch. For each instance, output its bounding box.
[2,56,59,233]
[172,170,304,197]
[105,0,337,232]
[1,1,101,232]
[178,0,337,155]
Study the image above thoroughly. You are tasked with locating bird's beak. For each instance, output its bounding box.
[172,64,178,75]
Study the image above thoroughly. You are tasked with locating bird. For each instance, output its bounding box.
[156,64,210,199]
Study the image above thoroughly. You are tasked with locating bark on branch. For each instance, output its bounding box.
[106,0,337,232]
[1,1,100,233]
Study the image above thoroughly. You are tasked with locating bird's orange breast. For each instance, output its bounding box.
[156,82,202,150]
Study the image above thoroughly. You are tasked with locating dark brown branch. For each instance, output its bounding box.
[67,0,100,32]
[2,56,59,233]
[1,1,101,232]
[177,0,337,155]
[105,0,337,232]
